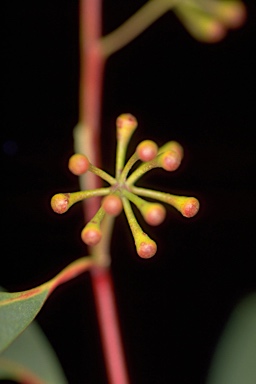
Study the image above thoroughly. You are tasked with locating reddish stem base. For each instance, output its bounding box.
[90,267,130,384]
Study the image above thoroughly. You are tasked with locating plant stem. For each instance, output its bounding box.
[89,164,117,185]
[91,267,130,384]
[122,197,143,239]
[100,0,178,57]
[70,188,111,204]
[126,158,158,186]
[91,214,114,268]
[78,0,104,220]
[78,1,130,383]
[131,185,184,204]
[119,152,139,183]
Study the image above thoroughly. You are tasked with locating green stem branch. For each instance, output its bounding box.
[126,158,158,186]
[119,152,139,183]
[89,164,117,185]
[100,0,177,57]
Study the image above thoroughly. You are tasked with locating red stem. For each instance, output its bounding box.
[91,268,130,384]
[79,1,130,383]
[80,0,104,219]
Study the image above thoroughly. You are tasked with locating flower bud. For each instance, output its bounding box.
[116,114,138,178]
[102,195,123,216]
[161,141,184,160]
[136,140,158,162]
[175,5,227,43]
[116,113,138,133]
[81,225,102,246]
[142,203,166,226]
[158,150,181,171]
[210,1,246,29]
[116,114,138,149]
[122,196,157,258]
[166,195,199,218]
[68,154,90,175]
[137,239,157,259]
[180,197,200,218]
[51,193,70,214]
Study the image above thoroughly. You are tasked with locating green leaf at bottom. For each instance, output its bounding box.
[0,320,68,383]
[207,293,256,384]
[0,256,94,352]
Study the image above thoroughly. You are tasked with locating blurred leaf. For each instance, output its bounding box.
[0,256,94,352]
[207,293,256,384]
[0,358,46,383]
[0,318,67,383]
[0,288,49,354]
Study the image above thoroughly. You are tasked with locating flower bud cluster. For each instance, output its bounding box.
[173,0,246,43]
[51,114,199,258]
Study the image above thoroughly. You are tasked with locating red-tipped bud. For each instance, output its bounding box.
[137,240,157,259]
[81,226,102,246]
[115,114,138,177]
[116,113,138,131]
[214,1,246,29]
[201,20,227,43]
[136,140,158,162]
[159,141,184,159]
[51,193,70,214]
[143,203,166,226]
[165,194,200,218]
[174,4,227,43]
[102,195,123,216]
[168,141,184,159]
[68,154,90,175]
[181,197,200,218]
[160,150,181,171]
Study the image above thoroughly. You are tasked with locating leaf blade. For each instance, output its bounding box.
[0,289,49,353]
[0,320,68,383]
[0,256,94,352]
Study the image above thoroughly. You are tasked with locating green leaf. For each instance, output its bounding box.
[0,319,68,383]
[0,256,94,353]
[0,358,46,383]
[0,289,49,354]
[207,293,256,384]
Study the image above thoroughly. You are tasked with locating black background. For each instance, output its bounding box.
[1,1,256,383]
